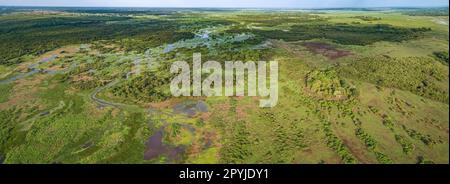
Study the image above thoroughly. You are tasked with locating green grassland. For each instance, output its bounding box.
[0,7,448,164]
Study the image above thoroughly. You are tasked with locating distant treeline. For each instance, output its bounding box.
[228,23,430,46]
[0,13,232,65]
[401,8,449,16]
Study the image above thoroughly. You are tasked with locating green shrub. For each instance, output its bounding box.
[374,152,394,164]
[0,107,23,155]
[433,51,449,65]
[417,156,435,164]
[402,125,437,146]
[0,83,13,103]
[323,121,358,164]
[355,128,377,150]
[352,16,382,21]
[395,135,414,154]
[220,121,252,164]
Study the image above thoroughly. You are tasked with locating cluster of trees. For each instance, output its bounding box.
[169,37,273,63]
[71,77,107,90]
[111,70,173,103]
[355,128,377,150]
[352,16,382,21]
[163,123,193,146]
[295,89,359,164]
[416,156,435,164]
[402,125,439,146]
[395,135,414,154]
[433,51,449,65]
[219,107,308,163]
[220,120,252,164]
[263,111,306,163]
[381,114,415,155]
[382,116,395,131]
[338,56,449,103]
[334,101,395,164]
[338,101,394,164]
[116,31,195,53]
[211,48,273,62]
[0,56,29,66]
[322,120,358,164]
[373,152,393,164]
[355,128,393,164]
[305,69,358,100]
[57,56,120,90]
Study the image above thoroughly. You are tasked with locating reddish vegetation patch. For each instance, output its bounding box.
[72,74,94,82]
[214,101,231,112]
[303,42,353,60]
[147,99,180,109]
[187,144,202,157]
[235,103,253,121]
[186,131,217,159]
[0,75,45,110]
[147,97,203,109]
[47,65,65,71]
[332,124,376,164]
[199,112,212,121]
[202,131,217,146]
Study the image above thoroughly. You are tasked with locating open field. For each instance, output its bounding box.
[0,7,448,164]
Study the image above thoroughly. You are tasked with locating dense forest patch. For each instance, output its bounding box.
[229,23,430,45]
[0,15,171,64]
[338,56,449,103]
[0,14,232,65]
[111,70,173,103]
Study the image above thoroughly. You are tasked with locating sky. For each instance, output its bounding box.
[0,0,448,8]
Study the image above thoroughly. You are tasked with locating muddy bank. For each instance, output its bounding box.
[144,126,186,161]
[144,100,207,162]
[0,55,59,84]
[0,69,40,84]
[173,101,208,117]
[303,42,352,60]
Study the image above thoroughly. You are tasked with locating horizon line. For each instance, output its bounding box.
[0,5,448,9]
